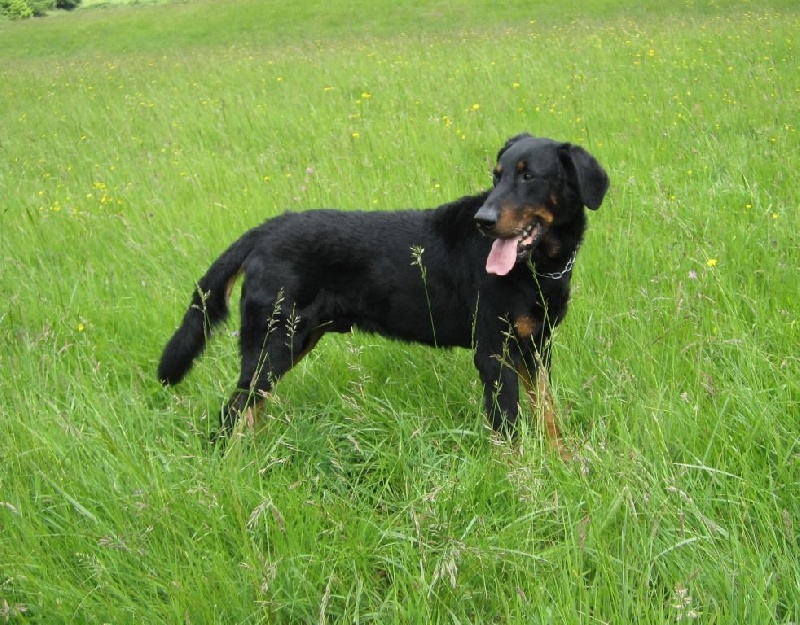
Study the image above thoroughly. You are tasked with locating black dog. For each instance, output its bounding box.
[158,134,609,453]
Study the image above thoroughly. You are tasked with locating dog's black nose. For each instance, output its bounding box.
[474,205,497,229]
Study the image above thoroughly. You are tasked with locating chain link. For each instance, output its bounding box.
[534,248,578,280]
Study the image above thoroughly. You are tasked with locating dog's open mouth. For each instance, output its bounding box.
[485,222,544,276]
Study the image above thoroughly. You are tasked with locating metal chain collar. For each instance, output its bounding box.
[533,248,579,280]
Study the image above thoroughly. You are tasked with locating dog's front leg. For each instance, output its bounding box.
[518,365,568,459]
[473,347,520,437]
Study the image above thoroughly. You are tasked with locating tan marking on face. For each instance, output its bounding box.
[519,366,570,460]
[494,164,503,177]
[494,202,522,237]
[516,159,527,172]
[494,204,554,238]
[524,205,555,226]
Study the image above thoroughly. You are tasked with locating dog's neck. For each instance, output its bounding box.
[527,215,585,279]
[530,246,579,280]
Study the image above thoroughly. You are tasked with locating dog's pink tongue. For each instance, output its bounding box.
[486,238,518,276]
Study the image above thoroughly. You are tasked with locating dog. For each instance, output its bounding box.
[158,133,609,454]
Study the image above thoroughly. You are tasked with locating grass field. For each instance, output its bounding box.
[1,0,798,621]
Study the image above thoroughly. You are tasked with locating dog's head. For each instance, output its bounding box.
[475,133,609,276]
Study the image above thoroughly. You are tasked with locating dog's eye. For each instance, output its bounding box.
[492,171,501,186]
[521,171,535,182]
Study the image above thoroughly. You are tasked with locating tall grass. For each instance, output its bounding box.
[1,0,798,621]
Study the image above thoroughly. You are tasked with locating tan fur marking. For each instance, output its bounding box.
[243,395,268,429]
[244,406,257,428]
[241,387,272,430]
[543,238,561,258]
[516,159,527,171]
[519,367,569,459]
[514,316,536,339]
[527,205,555,226]
[495,204,555,238]
[495,203,522,237]
[224,269,243,304]
[494,164,503,176]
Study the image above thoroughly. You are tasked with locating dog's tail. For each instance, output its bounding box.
[157,229,259,386]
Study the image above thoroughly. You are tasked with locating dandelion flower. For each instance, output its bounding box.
[706,258,718,267]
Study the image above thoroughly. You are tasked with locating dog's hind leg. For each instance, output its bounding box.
[220,322,321,436]
[218,287,323,437]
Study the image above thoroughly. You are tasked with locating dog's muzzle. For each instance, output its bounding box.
[475,204,546,276]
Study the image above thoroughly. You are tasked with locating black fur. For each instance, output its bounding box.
[158,134,609,448]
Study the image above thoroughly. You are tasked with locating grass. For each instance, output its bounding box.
[1,0,798,621]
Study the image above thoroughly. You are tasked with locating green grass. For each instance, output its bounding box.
[1,0,798,621]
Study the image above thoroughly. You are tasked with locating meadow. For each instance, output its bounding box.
[1,0,798,621]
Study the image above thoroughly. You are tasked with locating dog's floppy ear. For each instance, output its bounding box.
[496,133,533,161]
[559,144,609,210]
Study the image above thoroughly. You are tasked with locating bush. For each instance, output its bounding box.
[29,0,56,15]
[1,0,34,19]
[1,0,79,18]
